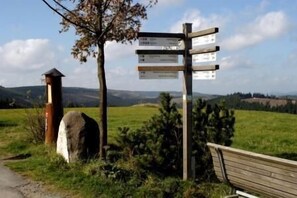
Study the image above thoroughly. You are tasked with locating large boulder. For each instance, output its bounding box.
[57,111,99,163]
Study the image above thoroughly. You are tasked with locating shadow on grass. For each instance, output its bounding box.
[0,120,17,127]
[276,153,297,161]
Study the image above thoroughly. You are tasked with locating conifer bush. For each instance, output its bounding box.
[117,93,235,181]
[192,99,235,181]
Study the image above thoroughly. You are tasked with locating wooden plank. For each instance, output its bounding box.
[212,158,271,177]
[213,166,297,198]
[188,27,219,38]
[208,143,297,169]
[225,174,296,198]
[218,150,297,174]
[189,46,220,55]
[210,152,297,181]
[135,49,184,55]
[138,32,184,39]
[137,65,219,72]
[192,65,219,71]
[208,144,297,197]
[223,165,297,191]
[137,66,184,71]
[209,149,297,183]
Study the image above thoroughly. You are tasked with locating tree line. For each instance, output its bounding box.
[208,92,297,114]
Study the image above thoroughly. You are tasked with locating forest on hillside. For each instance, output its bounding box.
[208,92,297,114]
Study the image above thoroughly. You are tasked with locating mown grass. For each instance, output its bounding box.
[1,107,297,197]
[233,110,297,160]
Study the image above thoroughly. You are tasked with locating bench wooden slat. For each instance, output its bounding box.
[215,173,297,198]
[207,143,297,198]
[213,164,297,194]
[212,157,297,184]
[209,143,297,171]
[211,153,297,184]
[217,149,297,174]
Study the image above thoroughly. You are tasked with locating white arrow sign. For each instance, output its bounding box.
[139,37,179,46]
[192,34,216,46]
[138,54,178,63]
[139,71,178,79]
[193,52,216,63]
[193,71,216,80]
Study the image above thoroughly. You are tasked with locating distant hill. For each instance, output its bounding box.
[0,86,218,108]
[208,92,297,114]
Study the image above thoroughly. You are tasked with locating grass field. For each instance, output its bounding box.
[233,110,297,160]
[1,107,297,197]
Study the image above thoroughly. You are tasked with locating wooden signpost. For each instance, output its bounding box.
[136,23,219,180]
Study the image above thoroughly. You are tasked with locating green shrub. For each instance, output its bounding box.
[192,99,235,181]
[24,108,45,144]
[116,93,235,182]
[24,91,46,144]
[117,93,183,177]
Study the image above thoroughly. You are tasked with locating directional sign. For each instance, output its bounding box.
[139,37,180,46]
[193,52,216,63]
[192,34,216,46]
[138,54,178,63]
[193,71,216,80]
[139,71,178,79]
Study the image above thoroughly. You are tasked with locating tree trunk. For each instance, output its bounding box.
[97,42,107,159]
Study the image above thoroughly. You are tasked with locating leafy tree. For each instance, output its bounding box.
[42,0,157,158]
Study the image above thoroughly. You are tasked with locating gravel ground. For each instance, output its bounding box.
[17,179,65,198]
[0,160,71,198]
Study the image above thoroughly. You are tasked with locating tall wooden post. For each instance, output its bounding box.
[43,68,64,145]
[183,23,193,180]
[136,25,219,181]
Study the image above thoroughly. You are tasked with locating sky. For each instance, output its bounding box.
[0,0,297,95]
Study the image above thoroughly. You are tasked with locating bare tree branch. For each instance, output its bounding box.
[42,0,96,34]
[97,0,126,41]
[102,0,112,13]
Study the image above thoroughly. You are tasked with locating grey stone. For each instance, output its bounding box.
[57,111,99,163]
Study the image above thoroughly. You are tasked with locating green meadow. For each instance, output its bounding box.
[0,107,297,197]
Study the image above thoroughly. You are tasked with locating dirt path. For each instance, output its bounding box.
[0,162,67,198]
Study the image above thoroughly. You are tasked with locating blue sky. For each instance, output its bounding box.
[1,0,297,95]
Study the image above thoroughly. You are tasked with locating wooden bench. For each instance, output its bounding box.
[207,143,297,198]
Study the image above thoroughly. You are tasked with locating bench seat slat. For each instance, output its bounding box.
[207,143,297,198]
[215,173,296,198]
[208,143,297,168]
[213,164,297,194]
[209,146,297,173]
[212,157,297,184]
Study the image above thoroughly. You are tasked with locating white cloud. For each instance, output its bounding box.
[105,41,136,61]
[0,39,55,72]
[220,56,254,70]
[222,11,290,50]
[169,10,225,33]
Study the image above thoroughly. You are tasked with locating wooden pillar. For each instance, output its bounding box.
[43,68,64,145]
[182,23,193,180]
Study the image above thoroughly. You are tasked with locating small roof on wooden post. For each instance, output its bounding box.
[42,68,65,77]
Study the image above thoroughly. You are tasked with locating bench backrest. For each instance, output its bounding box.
[207,143,297,198]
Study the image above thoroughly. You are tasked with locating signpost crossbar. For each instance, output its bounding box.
[137,66,184,71]
[136,49,184,55]
[192,65,219,71]
[137,65,219,72]
[138,32,185,39]
[188,27,219,38]
[189,46,220,55]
